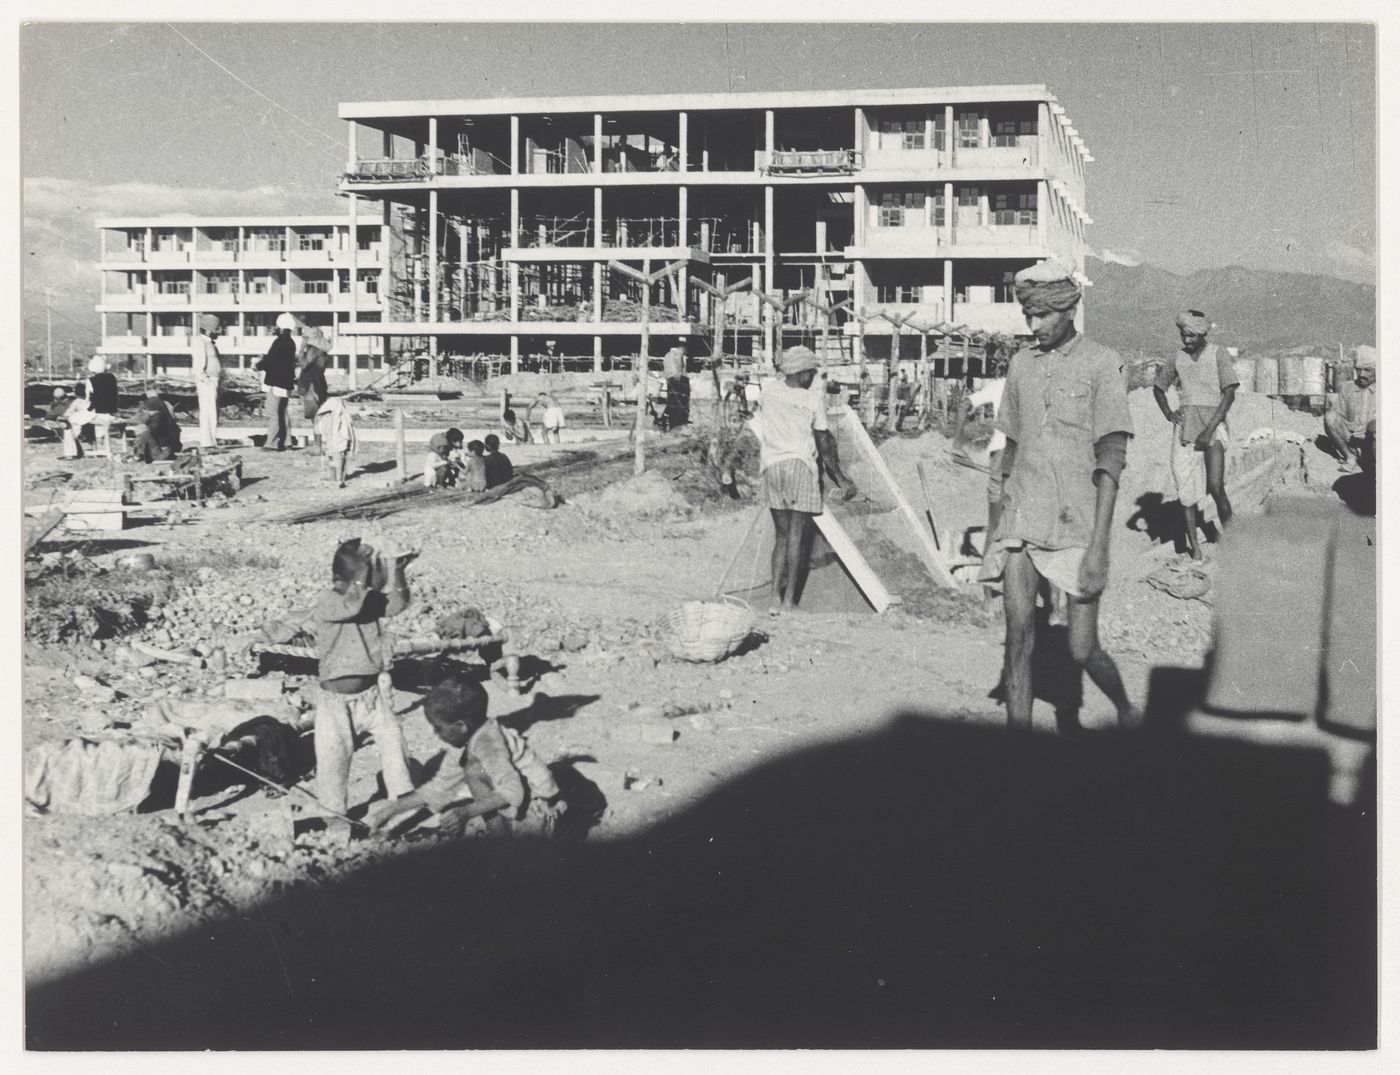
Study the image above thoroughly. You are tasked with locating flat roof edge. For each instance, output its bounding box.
[95,215,358,228]
[338,84,1054,120]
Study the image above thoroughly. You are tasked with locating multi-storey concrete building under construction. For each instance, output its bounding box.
[334,83,1091,377]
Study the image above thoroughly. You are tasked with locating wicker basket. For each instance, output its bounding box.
[660,595,755,663]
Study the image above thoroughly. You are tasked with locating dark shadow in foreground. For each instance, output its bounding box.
[26,712,1375,1050]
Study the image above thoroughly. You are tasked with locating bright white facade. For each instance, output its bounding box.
[95,215,396,377]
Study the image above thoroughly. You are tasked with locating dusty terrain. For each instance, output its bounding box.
[21,385,1362,1043]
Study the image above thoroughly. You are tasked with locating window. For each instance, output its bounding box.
[157,278,190,295]
[359,271,379,294]
[298,234,326,251]
[956,112,982,149]
[879,117,925,150]
[878,190,925,227]
[992,119,1037,147]
[932,191,946,227]
[991,191,1037,226]
[357,229,376,251]
[301,279,330,294]
[876,283,920,304]
[957,186,980,206]
[247,276,277,295]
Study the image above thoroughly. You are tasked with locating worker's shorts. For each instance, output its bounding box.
[1171,425,1227,510]
[979,539,1092,599]
[761,459,823,515]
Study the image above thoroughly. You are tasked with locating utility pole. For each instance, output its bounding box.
[45,287,54,377]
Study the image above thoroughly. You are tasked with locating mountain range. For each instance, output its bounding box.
[1082,256,1376,360]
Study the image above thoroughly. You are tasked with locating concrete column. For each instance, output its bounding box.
[678,185,688,248]
[510,187,520,248]
[428,190,439,321]
[1038,101,1049,169]
[853,184,867,245]
[979,115,990,148]
[510,115,520,174]
[765,110,775,154]
[764,184,775,362]
[428,117,438,172]
[943,181,954,245]
[593,113,603,172]
[346,120,356,172]
[594,187,603,247]
[1037,180,1048,248]
[852,259,866,311]
[853,107,865,154]
[455,219,467,319]
[925,107,935,152]
[701,124,709,172]
[594,334,603,373]
[943,259,953,322]
[593,262,603,321]
[348,193,359,382]
[510,334,520,374]
[944,105,954,163]
[678,111,688,172]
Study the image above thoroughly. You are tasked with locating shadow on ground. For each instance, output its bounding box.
[27,712,1374,1050]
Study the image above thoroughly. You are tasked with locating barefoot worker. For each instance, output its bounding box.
[979,258,1140,731]
[751,345,853,614]
[1152,309,1237,560]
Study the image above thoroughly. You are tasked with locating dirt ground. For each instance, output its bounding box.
[22,386,1356,989]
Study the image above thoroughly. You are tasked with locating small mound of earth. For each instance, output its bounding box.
[574,471,695,519]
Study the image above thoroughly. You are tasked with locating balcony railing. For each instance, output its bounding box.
[194,247,238,261]
[288,247,333,264]
[862,147,948,172]
[950,223,1038,247]
[758,149,863,176]
[950,301,1028,336]
[954,139,1039,168]
[861,223,941,255]
[105,292,145,306]
[149,334,191,349]
[150,292,192,306]
[148,248,190,263]
[240,292,284,306]
[289,292,333,306]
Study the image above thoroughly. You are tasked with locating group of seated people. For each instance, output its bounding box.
[422,428,515,491]
[39,361,183,464]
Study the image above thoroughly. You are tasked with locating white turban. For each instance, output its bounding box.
[275,312,298,331]
[87,356,108,374]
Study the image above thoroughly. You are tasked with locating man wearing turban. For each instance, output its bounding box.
[979,257,1139,731]
[750,346,855,613]
[193,313,223,448]
[1152,310,1238,560]
[1325,345,1377,474]
[256,312,300,451]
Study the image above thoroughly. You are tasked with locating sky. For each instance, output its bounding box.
[19,20,1378,359]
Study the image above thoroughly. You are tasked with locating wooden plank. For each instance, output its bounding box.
[814,511,893,613]
[63,511,127,532]
[836,409,957,588]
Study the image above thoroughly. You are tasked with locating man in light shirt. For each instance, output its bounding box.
[192,314,223,448]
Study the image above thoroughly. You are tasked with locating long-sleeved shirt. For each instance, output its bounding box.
[996,333,1133,550]
[192,333,222,387]
[256,334,298,391]
[417,720,559,817]
[267,582,409,690]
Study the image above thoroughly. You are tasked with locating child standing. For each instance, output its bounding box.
[262,539,419,839]
[363,672,562,837]
[315,395,357,488]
